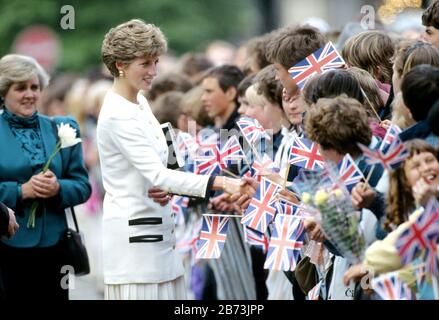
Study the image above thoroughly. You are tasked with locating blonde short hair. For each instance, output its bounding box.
[245,84,266,108]
[101,19,167,77]
[0,54,50,97]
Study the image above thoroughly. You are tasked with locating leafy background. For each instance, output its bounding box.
[0,0,263,72]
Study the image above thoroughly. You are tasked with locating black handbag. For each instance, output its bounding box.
[63,207,90,276]
[48,119,90,276]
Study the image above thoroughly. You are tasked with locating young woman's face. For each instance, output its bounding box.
[244,101,265,128]
[282,92,305,126]
[123,57,158,92]
[4,76,41,118]
[404,151,439,188]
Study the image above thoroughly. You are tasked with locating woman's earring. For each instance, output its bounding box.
[119,70,124,77]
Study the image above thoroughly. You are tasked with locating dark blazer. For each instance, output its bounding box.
[0,114,91,248]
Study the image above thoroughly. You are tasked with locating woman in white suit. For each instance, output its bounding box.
[98,19,245,300]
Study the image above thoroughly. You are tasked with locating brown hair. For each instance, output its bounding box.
[180,86,213,127]
[266,25,326,70]
[384,139,438,232]
[342,30,395,84]
[304,95,371,157]
[178,53,213,84]
[254,65,283,108]
[422,0,439,29]
[146,72,193,101]
[101,19,167,77]
[346,67,384,115]
[302,69,364,107]
[393,41,439,79]
[152,91,183,128]
[245,34,272,73]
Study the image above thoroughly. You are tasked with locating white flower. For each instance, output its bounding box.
[57,123,82,148]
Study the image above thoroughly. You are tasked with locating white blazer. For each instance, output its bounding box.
[97,90,210,284]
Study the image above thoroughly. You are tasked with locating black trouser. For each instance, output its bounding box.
[0,240,69,300]
[250,246,268,300]
[201,263,217,300]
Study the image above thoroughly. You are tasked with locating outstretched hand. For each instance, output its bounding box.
[209,193,236,212]
[229,176,259,213]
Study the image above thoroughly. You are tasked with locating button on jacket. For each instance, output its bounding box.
[97,90,210,284]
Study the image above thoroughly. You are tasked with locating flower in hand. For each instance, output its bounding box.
[27,122,82,228]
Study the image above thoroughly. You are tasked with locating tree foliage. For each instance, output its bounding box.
[0,0,261,72]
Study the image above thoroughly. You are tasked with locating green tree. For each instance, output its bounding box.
[0,0,261,72]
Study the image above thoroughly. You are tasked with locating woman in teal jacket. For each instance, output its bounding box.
[0,54,91,300]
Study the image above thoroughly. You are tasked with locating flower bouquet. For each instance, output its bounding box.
[27,123,82,228]
[293,168,365,264]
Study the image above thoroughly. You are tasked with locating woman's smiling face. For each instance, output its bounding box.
[404,151,439,188]
[4,76,41,117]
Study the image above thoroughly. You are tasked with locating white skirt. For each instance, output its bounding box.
[104,276,187,300]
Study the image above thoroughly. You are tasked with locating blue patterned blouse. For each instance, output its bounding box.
[1,108,46,173]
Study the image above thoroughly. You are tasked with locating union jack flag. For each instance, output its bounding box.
[237,117,271,145]
[264,214,305,271]
[194,136,245,175]
[380,124,402,151]
[336,154,364,192]
[288,136,325,170]
[276,198,300,216]
[358,137,409,171]
[196,132,219,151]
[251,153,277,182]
[176,132,200,160]
[372,272,413,300]
[288,41,345,89]
[241,177,281,233]
[307,281,322,300]
[244,226,269,253]
[395,199,439,265]
[171,195,189,225]
[424,239,439,276]
[195,215,230,260]
[176,221,200,254]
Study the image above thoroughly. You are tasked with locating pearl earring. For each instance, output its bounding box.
[119,70,124,77]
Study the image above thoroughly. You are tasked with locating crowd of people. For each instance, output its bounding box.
[1,0,439,300]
